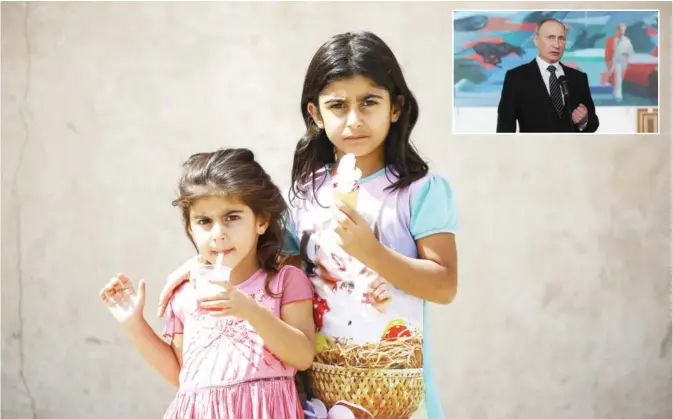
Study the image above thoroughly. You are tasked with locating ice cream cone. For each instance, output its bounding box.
[332,153,361,208]
[334,189,359,209]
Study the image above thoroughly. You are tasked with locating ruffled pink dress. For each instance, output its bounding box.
[162,265,313,419]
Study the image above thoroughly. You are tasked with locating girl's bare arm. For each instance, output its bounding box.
[246,300,315,371]
[122,318,182,387]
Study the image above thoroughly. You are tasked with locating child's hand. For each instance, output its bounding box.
[197,281,261,322]
[157,256,200,318]
[99,273,146,325]
[333,201,381,263]
[368,275,393,312]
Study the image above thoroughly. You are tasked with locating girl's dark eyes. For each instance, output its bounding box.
[329,100,378,110]
[196,215,240,225]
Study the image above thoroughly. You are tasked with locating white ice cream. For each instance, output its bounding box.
[333,153,362,193]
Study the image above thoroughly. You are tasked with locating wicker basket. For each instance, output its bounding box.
[308,362,424,419]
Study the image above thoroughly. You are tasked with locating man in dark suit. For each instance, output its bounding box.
[496,18,600,133]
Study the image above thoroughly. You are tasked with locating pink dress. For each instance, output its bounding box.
[162,265,313,419]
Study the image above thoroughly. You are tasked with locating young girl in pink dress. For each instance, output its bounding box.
[99,148,315,419]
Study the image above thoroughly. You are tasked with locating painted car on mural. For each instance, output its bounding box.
[453,10,659,107]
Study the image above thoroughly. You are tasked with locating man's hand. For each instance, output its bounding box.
[572,104,588,125]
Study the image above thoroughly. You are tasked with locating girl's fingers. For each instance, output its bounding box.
[374,289,392,302]
[108,277,128,296]
[117,273,133,289]
[368,276,385,291]
[159,272,188,303]
[104,275,132,298]
[166,258,198,290]
[208,279,232,289]
[372,283,393,301]
[104,278,118,293]
[198,297,231,308]
[199,302,231,314]
[209,307,232,317]
[333,224,347,237]
[100,287,117,303]
[104,283,117,297]
[136,279,146,302]
[157,258,198,315]
[199,300,229,309]
[118,284,135,298]
[100,290,115,306]
[197,291,231,302]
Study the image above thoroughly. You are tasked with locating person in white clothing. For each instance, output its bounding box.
[608,23,634,102]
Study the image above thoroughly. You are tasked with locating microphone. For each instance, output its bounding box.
[558,75,574,131]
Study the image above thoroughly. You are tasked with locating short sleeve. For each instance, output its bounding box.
[279,266,314,306]
[410,174,459,240]
[162,284,187,339]
[281,188,300,256]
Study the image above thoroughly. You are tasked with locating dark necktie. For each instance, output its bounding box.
[547,65,564,118]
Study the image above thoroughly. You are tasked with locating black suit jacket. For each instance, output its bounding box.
[496,59,599,133]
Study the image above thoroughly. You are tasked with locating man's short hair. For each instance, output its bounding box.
[536,18,566,33]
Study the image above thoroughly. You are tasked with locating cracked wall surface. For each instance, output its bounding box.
[1,2,671,418]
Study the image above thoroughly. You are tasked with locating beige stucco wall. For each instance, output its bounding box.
[2,2,670,418]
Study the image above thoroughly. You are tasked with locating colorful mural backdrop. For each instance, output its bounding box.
[453,10,659,107]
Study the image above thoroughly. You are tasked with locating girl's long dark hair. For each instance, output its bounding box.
[290,31,428,206]
[172,148,287,297]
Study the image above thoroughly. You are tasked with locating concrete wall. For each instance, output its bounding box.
[2,2,671,418]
